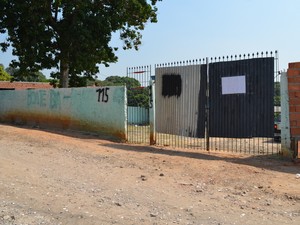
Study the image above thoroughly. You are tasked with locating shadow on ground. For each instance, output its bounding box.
[102,142,300,175]
[2,123,299,175]
[3,123,122,142]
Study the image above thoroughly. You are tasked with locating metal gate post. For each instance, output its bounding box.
[205,57,210,151]
[149,80,156,145]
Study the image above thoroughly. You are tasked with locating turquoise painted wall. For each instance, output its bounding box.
[0,87,127,140]
[128,106,149,125]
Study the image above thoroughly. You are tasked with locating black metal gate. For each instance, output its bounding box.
[128,51,281,155]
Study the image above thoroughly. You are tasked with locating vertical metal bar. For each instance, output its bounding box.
[275,50,280,154]
[150,68,156,145]
[126,67,129,142]
[206,57,210,151]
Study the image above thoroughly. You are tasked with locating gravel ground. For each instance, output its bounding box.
[0,124,299,225]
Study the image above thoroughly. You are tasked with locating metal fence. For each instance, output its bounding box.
[127,51,281,155]
[126,66,152,144]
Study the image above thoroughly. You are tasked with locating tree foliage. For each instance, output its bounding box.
[0,64,12,81]
[274,82,280,106]
[5,66,47,82]
[127,87,150,108]
[97,76,141,88]
[0,0,161,87]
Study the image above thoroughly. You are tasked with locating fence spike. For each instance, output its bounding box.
[261,51,264,57]
[270,51,273,57]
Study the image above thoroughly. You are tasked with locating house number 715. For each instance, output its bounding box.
[96,87,109,103]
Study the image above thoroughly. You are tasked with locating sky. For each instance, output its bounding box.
[0,0,299,80]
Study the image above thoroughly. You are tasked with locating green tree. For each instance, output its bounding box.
[97,76,141,88]
[127,87,150,108]
[0,0,161,88]
[5,66,47,82]
[274,82,280,106]
[0,64,12,81]
[68,73,95,87]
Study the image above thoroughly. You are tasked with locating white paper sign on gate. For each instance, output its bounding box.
[221,75,246,95]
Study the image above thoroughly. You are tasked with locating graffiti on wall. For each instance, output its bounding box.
[96,87,109,103]
[27,89,61,109]
[50,90,61,109]
[162,74,182,98]
[27,90,47,107]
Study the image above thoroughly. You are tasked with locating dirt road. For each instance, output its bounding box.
[0,124,299,225]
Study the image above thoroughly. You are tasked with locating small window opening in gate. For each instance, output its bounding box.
[162,74,182,97]
[221,75,246,95]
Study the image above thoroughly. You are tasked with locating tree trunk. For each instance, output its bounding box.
[60,59,69,88]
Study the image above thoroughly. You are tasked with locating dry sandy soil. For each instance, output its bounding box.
[0,124,299,225]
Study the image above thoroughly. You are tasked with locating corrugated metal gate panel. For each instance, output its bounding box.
[155,64,204,137]
[209,58,274,138]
